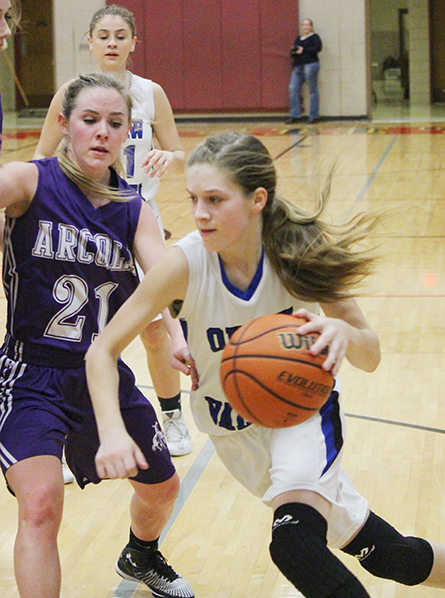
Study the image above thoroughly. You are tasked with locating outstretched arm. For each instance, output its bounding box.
[86,246,190,479]
[132,203,191,373]
[0,160,38,252]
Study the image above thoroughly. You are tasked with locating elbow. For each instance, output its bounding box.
[364,358,380,373]
[350,336,381,373]
[85,337,112,367]
[364,345,381,373]
[85,341,98,369]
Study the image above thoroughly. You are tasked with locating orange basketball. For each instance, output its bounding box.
[220,314,334,428]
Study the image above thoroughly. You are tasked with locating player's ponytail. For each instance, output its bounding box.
[187,132,382,303]
[262,191,379,303]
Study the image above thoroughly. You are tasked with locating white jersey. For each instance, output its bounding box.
[123,73,160,205]
[175,231,318,436]
[124,74,162,288]
[175,231,370,544]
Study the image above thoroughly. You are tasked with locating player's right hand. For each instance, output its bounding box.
[95,431,149,480]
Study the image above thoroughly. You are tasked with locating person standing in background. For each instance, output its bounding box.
[286,18,322,124]
[34,4,192,458]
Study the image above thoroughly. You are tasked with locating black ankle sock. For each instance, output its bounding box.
[129,529,159,552]
[158,393,181,413]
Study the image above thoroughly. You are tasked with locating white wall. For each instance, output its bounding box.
[1,0,432,118]
[53,0,371,118]
[298,0,369,117]
[53,0,105,89]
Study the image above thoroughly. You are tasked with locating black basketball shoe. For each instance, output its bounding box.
[115,545,194,598]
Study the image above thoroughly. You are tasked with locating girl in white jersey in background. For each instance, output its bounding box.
[34,4,191,457]
[86,132,445,598]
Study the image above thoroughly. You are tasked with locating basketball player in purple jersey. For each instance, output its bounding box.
[34,4,191,457]
[0,73,194,598]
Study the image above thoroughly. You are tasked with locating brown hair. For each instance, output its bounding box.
[187,132,382,303]
[89,4,136,37]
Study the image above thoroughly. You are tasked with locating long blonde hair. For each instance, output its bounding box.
[187,132,382,303]
[57,73,133,202]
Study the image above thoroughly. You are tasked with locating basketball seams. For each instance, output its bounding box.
[220,354,327,371]
[228,323,307,346]
[220,313,334,428]
[229,371,263,426]
[222,369,320,412]
[231,317,260,344]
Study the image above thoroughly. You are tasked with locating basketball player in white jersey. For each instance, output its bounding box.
[86,131,445,598]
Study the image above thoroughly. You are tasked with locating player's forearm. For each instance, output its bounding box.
[170,149,186,174]
[345,326,380,372]
[85,343,126,438]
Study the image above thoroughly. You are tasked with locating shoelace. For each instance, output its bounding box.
[163,418,186,442]
[148,551,179,581]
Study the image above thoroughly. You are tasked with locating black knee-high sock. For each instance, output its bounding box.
[270,503,370,598]
[342,511,434,585]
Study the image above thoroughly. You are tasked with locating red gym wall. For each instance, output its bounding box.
[109,0,299,113]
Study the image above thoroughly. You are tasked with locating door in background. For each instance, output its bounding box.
[14,0,54,109]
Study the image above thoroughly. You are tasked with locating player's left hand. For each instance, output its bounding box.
[141,149,175,178]
[171,345,199,390]
[292,309,349,376]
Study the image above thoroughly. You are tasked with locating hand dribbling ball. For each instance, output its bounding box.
[220,314,335,428]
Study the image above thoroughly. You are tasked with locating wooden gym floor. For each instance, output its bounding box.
[1,115,445,597]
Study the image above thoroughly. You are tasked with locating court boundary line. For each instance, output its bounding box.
[273,134,310,159]
[111,420,215,598]
[345,412,445,435]
[355,136,397,200]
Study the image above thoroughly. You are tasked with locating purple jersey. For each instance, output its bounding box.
[2,157,142,366]
[0,159,175,486]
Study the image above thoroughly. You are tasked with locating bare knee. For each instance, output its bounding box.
[132,472,180,509]
[140,320,169,353]
[7,459,64,537]
[161,472,180,504]
[18,483,63,539]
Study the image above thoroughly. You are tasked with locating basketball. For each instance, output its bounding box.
[220,314,335,428]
